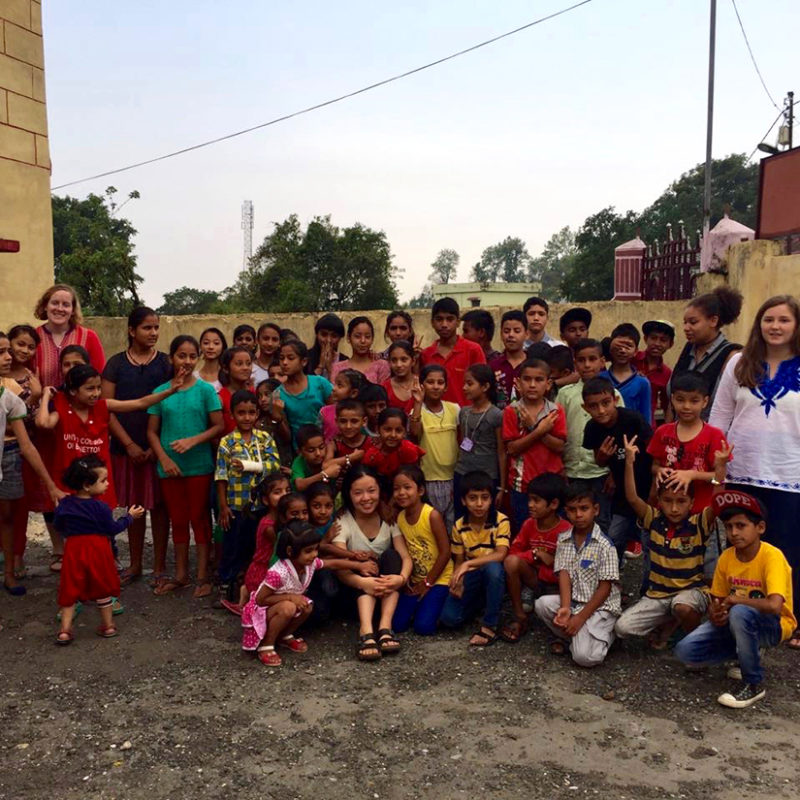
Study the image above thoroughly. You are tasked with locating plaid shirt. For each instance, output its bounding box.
[215,429,280,510]
[554,524,621,615]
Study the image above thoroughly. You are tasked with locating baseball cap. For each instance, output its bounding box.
[713,489,767,522]
[642,319,676,340]
[559,307,592,332]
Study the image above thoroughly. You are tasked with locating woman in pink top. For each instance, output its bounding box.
[330,317,390,385]
[33,284,105,388]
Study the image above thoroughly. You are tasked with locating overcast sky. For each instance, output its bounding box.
[44,0,798,306]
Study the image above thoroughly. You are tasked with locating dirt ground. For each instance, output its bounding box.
[1,520,799,800]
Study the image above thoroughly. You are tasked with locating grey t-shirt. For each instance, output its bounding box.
[455,405,503,479]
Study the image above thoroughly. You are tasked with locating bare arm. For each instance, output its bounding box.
[10,418,64,504]
[35,387,59,429]
[622,435,650,519]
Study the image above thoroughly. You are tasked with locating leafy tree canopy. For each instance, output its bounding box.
[429,248,459,285]
[52,186,142,316]
[227,214,399,313]
[471,237,531,283]
[528,226,576,302]
[157,286,221,315]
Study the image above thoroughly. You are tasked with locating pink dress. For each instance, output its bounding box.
[241,557,323,650]
[331,356,390,385]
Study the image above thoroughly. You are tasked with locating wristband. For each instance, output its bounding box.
[424,578,433,588]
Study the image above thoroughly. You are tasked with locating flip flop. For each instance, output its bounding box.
[787,630,800,650]
[147,572,169,589]
[152,577,190,596]
[192,580,213,599]
[49,555,63,573]
[118,570,141,588]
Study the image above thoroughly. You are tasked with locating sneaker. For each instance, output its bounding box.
[717,682,765,708]
[521,587,535,614]
[726,664,742,681]
[624,541,643,559]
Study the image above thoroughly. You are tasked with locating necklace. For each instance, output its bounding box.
[127,347,156,367]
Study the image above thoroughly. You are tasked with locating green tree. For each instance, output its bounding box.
[157,286,221,315]
[52,186,143,316]
[561,207,638,301]
[406,285,434,309]
[471,237,531,283]
[228,214,398,312]
[638,153,758,242]
[528,226,576,302]
[429,248,459,284]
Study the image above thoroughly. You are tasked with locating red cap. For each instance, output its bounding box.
[713,489,765,520]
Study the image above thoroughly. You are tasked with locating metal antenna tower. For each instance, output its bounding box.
[241,200,254,268]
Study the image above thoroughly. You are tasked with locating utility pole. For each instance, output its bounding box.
[702,0,717,241]
[787,91,794,149]
[241,200,254,269]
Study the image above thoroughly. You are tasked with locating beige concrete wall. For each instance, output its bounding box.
[0,0,53,327]
[86,299,691,367]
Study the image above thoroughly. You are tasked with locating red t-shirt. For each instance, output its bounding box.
[633,351,672,425]
[362,438,425,478]
[502,401,567,492]
[52,392,117,509]
[646,421,726,513]
[217,386,236,435]
[419,336,486,406]
[381,380,415,415]
[509,517,572,584]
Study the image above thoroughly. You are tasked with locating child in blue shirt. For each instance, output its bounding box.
[601,323,652,425]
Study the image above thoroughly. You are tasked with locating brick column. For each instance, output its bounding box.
[613,236,646,301]
[0,0,53,324]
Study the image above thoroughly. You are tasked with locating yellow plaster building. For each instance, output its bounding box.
[0,0,53,325]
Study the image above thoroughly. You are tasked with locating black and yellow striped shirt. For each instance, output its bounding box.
[450,514,511,561]
[639,505,714,598]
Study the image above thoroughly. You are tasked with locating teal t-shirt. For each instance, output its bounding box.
[277,375,332,446]
[148,379,222,478]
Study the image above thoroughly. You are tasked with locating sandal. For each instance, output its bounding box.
[55,630,74,646]
[148,572,169,589]
[258,646,282,667]
[279,635,308,653]
[219,597,243,616]
[469,626,498,647]
[153,577,190,596]
[377,628,401,655]
[787,630,800,650]
[357,633,382,662]
[96,625,118,638]
[499,618,528,644]
[49,555,63,573]
[550,640,567,655]
[118,569,141,588]
[111,597,124,616]
[192,579,214,599]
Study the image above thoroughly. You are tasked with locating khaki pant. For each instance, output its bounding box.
[615,590,708,638]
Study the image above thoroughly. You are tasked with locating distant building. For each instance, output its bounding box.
[431,281,543,309]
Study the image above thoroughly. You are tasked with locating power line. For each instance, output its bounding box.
[730,0,780,112]
[52,0,593,192]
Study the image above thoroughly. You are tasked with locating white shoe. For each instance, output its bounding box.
[717,682,765,708]
[521,587,535,614]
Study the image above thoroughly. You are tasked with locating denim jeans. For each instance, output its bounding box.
[393,585,449,635]
[440,561,505,629]
[673,604,782,685]
[608,513,640,565]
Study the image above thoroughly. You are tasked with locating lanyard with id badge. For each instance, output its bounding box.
[460,407,490,453]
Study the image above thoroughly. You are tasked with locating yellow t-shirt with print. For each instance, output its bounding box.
[419,401,459,481]
[397,503,453,586]
[711,541,797,642]
[450,513,511,562]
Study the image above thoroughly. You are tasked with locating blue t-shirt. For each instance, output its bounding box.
[54,495,133,539]
[148,379,222,477]
[277,375,332,446]
[601,370,652,426]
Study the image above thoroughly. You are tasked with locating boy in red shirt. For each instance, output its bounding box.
[502,359,567,533]
[500,472,570,642]
[647,372,727,515]
[420,297,485,407]
[633,319,674,425]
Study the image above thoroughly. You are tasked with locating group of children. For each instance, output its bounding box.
[0,285,794,710]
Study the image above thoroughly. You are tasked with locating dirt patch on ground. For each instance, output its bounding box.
[1,521,798,800]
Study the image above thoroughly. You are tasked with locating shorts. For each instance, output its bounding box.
[0,443,24,500]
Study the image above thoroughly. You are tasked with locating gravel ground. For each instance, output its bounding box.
[1,519,799,800]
